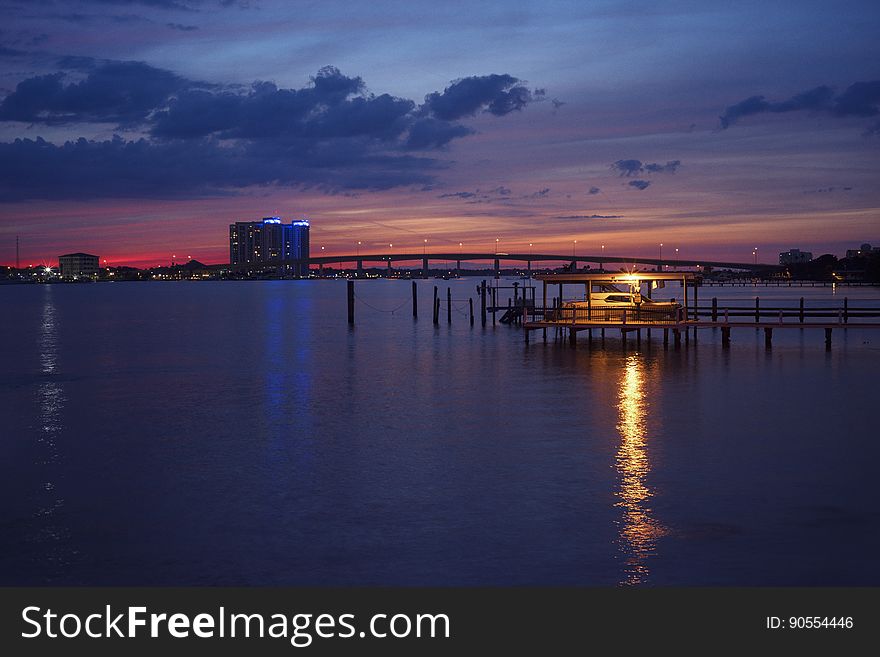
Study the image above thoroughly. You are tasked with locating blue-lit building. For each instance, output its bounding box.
[229,217,310,276]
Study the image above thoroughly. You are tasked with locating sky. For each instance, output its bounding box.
[0,0,878,267]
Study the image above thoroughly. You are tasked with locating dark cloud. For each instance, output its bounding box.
[438,191,477,199]
[643,160,680,173]
[628,180,651,190]
[0,46,28,57]
[588,186,600,194]
[0,63,536,200]
[833,80,880,117]
[0,135,438,202]
[522,187,550,199]
[611,159,643,176]
[405,117,471,149]
[56,55,100,70]
[555,214,623,220]
[166,23,198,31]
[612,159,680,176]
[0,61,191,125]
[437,186,512,202]
[720,81,879,128]
[422,74,534,120]
[803,186,854,194]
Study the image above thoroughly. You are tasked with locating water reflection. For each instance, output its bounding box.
[35,286,68,577]
[615,354,665,585]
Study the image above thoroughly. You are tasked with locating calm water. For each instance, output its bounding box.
[1,280,879,586]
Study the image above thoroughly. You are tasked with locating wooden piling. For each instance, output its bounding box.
[755,296,760,323]
[480,280,487,326]
[844,297,848,324]
[469,297,474,326]
[721,326,730,346]
[433,286,439,324]
[712,297,717,322]
[663,328,669,346]
[799,297,804,324]
[447,287,452,324]
[764,327,773,349]
[347,280,354,325]
[825,327,832,350]
[412,281,418,318]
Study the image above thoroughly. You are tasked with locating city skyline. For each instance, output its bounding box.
[1,0,878,267]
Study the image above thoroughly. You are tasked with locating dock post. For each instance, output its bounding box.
[673,329,681,349]
[412,281,418,318]
[480,280,487,326]
[844,297,848,324]
[469,298,474,326]
[347,280,355,325]
[721,326,730,347]
[601,328,605,343]
[663,328,668,347]
[447,288,452,324]
[799,297,804,324]
[588,329,593,347]
[712,297,717,322]
[755,297,760,323]
[778,309,783,324]
[636,329,641,346]
[825,328,832,350]
[764,327,773,349]
[569,328,577,347]
[433,286,439,325]
[492,286,497,325]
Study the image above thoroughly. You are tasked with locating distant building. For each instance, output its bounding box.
[229,217,310,276]
[58,253,99,279]
[779,248,812,265]
[845,243,879,258]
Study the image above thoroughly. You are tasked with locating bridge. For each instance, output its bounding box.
[304,252,779,275]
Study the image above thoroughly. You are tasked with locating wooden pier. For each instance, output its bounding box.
[522,272,880,349]
[342,276,880,350]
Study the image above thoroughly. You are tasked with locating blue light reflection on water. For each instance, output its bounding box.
[1,280,879,585]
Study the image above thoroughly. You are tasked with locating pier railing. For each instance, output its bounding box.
[695,297,880,324]
[536,305,682,325]
[522,296,880,327]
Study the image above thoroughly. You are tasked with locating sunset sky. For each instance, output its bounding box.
[1,0,878,267]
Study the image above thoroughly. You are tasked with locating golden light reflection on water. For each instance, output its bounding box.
[615,354,666,585]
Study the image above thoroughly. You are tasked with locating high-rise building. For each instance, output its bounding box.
[58,252,99,279]
[229,217,310,276]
